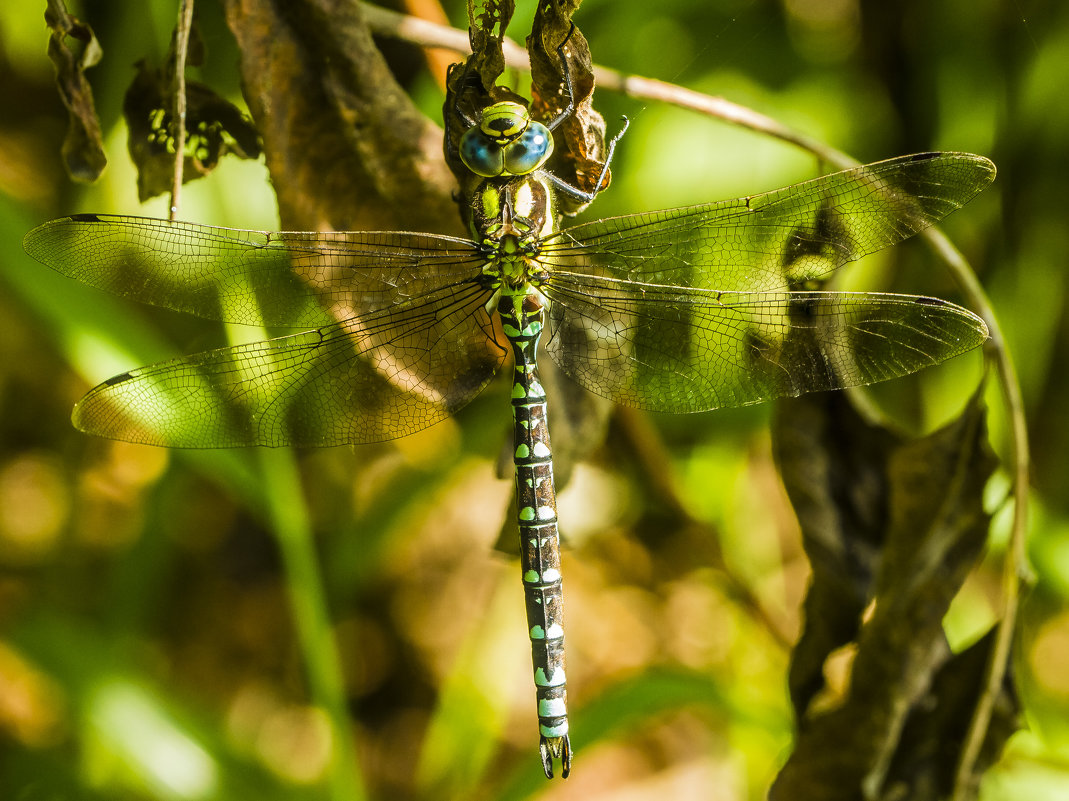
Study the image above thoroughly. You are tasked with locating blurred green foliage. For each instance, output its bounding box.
[0,0,1066,799]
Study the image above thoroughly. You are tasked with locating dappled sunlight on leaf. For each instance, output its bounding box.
[1028,611,1069,702]
[73,441,168,548]
[253,704,333,784]
[86,679,219,799]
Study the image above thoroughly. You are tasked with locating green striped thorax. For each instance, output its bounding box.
[461,101,559,290]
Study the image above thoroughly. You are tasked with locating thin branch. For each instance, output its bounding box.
[169,0,195,221]
[941,226,1031,799]
[360,2,857,165]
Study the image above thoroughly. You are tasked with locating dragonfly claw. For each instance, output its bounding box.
[540,734,571,778]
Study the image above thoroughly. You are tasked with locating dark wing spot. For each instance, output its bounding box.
[103,371,134,387]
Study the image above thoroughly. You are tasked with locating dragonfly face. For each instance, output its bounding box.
[459,100,556,178]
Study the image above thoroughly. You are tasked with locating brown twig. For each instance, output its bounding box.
[169,0,195,221]
[938,226,1031,800]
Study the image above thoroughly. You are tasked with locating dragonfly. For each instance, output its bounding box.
[24,79,994,776]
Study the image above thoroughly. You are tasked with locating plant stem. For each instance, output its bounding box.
[259,448,366,801]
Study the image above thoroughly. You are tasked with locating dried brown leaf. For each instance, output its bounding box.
[528,0,609,213]
[123,58,261,203]
[773,391,901,718]
[44,0,107,182]
[770,389,1007,800]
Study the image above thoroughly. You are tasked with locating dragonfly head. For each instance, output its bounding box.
[460,101,555,179]
[478,101,532,144]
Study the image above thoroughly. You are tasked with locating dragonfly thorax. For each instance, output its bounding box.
[473,175,555,289]
[484,234,536,288]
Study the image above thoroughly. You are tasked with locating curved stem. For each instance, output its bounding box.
[930,232,1031,801]
[258,449,366,801]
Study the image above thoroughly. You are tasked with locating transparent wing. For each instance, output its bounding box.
[540,152,995,292]
[72,281,503,447]
[538,152,993,410]
[542,278,987,412]
[23,214,486,328]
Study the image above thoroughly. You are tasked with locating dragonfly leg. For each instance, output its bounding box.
[543,115,630,205]
[540,23,631,206]
[542,23,580,131]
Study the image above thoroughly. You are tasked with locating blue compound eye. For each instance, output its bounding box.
[503,122,554,175]
[460,128,505,177]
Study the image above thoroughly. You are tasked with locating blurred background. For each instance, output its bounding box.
[1,0,1067,799]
